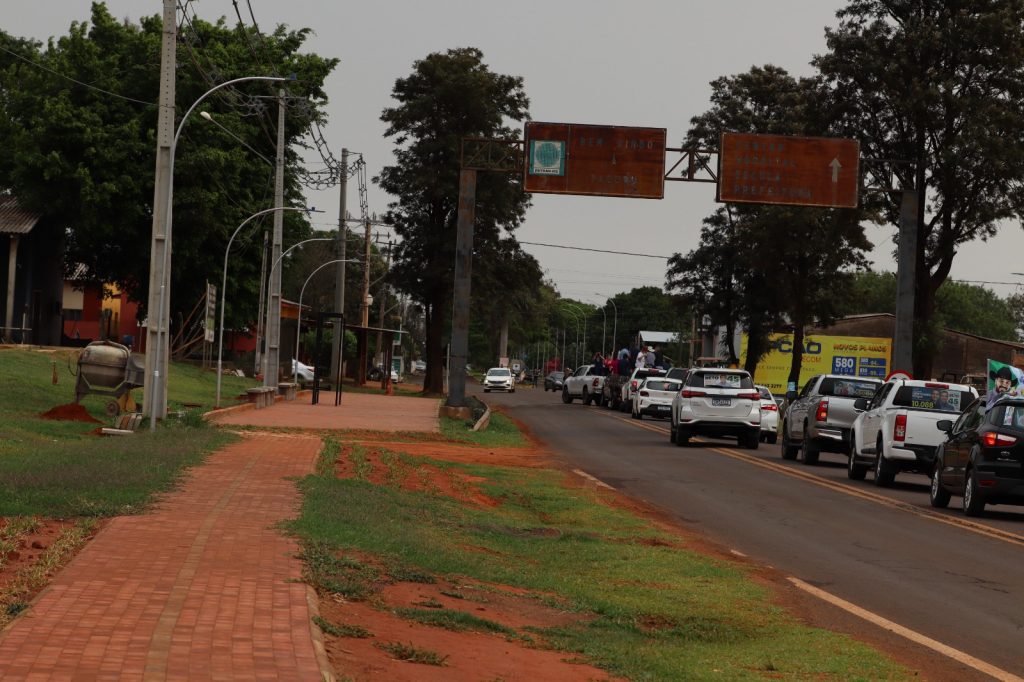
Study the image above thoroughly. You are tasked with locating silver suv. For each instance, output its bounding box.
[670,368,761,448]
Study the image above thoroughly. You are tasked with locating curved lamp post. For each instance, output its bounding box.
[292,259,360,384]
[149,74,291,431]
[559,305,582,370]
[598,294,617,357]
[215,206,316,408]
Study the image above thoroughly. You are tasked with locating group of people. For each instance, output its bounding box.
[582,343,671,377]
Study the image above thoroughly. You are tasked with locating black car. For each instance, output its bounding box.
[931,397,1024,517]
[543,371,565,392]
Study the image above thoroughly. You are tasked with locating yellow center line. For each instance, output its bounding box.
[592,408,1024,549]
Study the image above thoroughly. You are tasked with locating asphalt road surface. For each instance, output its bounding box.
[477,382,1024,680]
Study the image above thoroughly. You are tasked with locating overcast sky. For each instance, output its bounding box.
[7,0,1024,307]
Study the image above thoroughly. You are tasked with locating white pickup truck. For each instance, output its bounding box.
[562,366,607,406]
[848,379,977,486]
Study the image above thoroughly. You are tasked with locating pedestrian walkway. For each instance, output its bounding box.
[210,392,440,433]
[0,432,327,681]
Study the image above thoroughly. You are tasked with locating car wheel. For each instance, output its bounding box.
[675,426,689,447]
[873,440,895,487]
[929,462,950,508]
[799,426,820,465]
[582,388,591,406]
[484,388,490,393]
[561,388,573,404]
[963,468,986,517]
[745,431,760,450]
[767,433,777,445]
[780,422,798,460]
[847,440,867,481]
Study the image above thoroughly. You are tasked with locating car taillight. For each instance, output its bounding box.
[737,391,761,400]
[815,399,829,422]
[639,390,649,397]
[983,432,1017,447]
[762,403,778,411]
[681,390,706,398]
[893,414,907,442]
[630,380,638,390]
[592,378,600,387]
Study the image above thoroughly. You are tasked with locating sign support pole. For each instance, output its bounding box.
[893,189,918,374]
[446,169,476,409]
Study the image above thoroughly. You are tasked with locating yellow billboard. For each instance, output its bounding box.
[739,334,891,396]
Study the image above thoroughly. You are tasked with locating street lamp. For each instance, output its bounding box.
[215,206,319,408]
[293,259,360,384]
[597,294,617,357]
[559,305,582,370]
[149,74,292,431]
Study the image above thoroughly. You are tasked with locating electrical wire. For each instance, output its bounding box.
[520,241,668,259]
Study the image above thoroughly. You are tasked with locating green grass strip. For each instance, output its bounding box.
[376,641,448,666]
[394,607,516,636]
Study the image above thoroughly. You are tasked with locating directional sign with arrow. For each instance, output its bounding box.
[718,132,860,209]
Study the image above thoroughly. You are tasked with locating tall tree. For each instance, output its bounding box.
[815,0,1024,377]
[376,47,530,394]
[674,65,870,384]
[0,3,338,332]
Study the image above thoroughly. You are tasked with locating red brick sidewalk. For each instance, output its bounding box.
[0,433,327,681]
[211,392,440,433]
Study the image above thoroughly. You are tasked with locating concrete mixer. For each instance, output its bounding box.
[73,340,145,417]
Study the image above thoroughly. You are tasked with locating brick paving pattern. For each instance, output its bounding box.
[0,433,324,681]
[211,392,440,433]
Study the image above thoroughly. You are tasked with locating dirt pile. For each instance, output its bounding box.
[39,403,101,424]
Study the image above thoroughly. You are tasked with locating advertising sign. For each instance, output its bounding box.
[718,132,860,208]
[985,358,1024,409]
[739,334,891,395]
[524,122,667,199]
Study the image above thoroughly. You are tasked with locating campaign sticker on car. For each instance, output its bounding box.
[711,398,732,407]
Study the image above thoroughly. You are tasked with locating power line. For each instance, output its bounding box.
[520,241,668,260]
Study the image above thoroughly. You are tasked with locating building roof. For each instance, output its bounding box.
[0,196,41,235]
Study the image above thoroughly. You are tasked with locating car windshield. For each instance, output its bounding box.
[550,372,563,379]
[687,371,753,389]
[892,385,971,412]
[643,380,679,392]
[819,378,878,398]
[487,368,510,377]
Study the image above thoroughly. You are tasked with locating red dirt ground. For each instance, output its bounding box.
[39,403,101,424]
[0,518,105,605]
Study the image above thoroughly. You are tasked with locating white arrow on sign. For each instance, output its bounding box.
[829,158,842,183]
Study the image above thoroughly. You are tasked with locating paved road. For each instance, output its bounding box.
[479,384,1024,679]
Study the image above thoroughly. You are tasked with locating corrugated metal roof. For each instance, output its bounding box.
[0,196,41,235]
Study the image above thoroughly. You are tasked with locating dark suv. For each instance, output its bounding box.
[931,397,1024,516]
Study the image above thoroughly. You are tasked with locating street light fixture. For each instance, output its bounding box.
[148,73,293,431]
[215,206,320,408]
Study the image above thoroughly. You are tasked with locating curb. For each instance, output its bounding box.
[471,404,492,431]
[306,585,337,682]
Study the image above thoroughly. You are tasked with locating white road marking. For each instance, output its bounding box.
[788,577,1024,682]
[572,468,615,490]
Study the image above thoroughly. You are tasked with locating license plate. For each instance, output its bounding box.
[711,398,732,407]
[656,405,669,411]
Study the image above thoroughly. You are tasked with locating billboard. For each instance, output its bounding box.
[524,122,667,199]
[739,333,891,395]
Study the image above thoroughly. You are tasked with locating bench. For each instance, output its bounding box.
[277,382,298,401]
[246,386,277,408]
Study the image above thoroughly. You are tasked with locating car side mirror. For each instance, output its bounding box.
[936,419,953,433]
[785,391,797,401]
[853,397,868,412]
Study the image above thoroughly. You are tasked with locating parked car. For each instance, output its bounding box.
[631,377,681,420]
[544,371,565,392]
[781,374,882,464]
[291,359,315,387]
[412,360,426,373]
[617,366,667,412]
[670,368,761,448]
[930,396,1024,517]
[756,385,779,444]
[483,367,515,393]
[849,379,976,486]
[563,366,606,405]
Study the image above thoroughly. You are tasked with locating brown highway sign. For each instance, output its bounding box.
[718,132,860,209]
[524,122,666,199]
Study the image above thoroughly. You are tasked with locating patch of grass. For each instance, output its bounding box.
[301,542,381,602]
[386,563,436,584]
[0,517,42,571]
[347,445,372,481]
[317,438,341,478]
[0,519,96,627]
[413,598,444,609]
[376,641,448,666]
[439,589,465,600]
[439,412,527,448]
[394,607,516,636]
[290,457,911,680]
[313,615,372,638]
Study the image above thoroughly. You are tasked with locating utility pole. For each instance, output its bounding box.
[253,230,268,377]
[262,90,286,387]
[330,148,349,381]
[893,189,918,374]
[374,239,393,364]
[445,169,476,408]
[142,0,176,421]
[360,218,371,327]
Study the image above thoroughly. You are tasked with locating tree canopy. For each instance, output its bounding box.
[376,47,530,393]
[0,3,338,330]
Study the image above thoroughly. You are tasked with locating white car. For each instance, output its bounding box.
[631,377,681,420]
[412,360,426,373]
[483,367,515,393]
[291,359,315,386]
[670,368,761,449]
[756,385,779,444]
